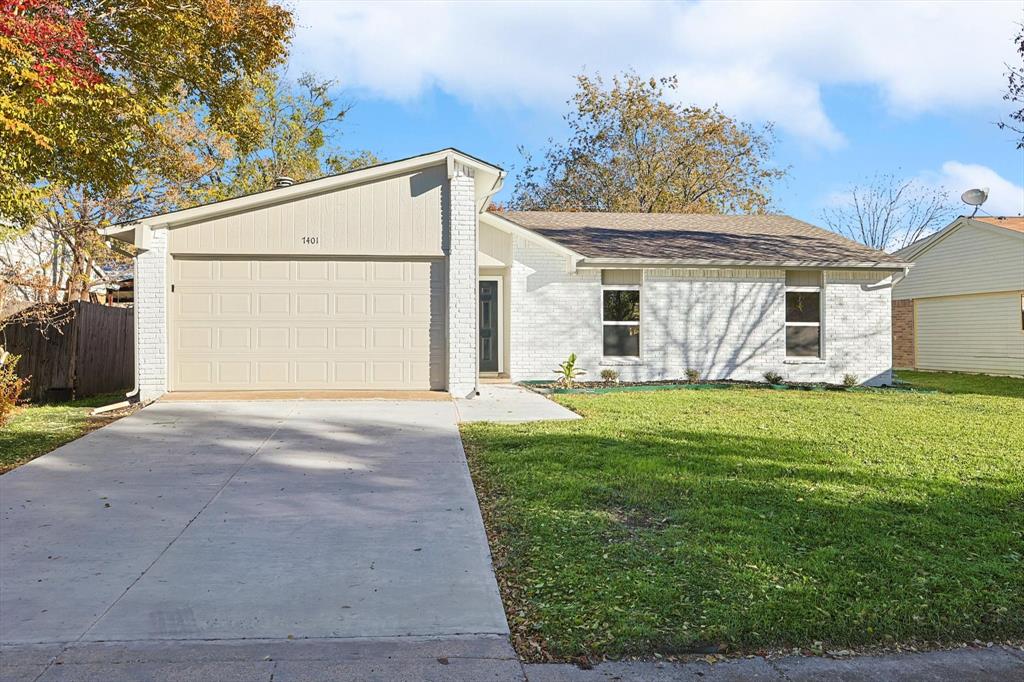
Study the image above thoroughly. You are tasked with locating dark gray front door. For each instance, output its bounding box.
[479,280,499,372]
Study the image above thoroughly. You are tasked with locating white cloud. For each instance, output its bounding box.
[927,161,1024,217]
[289,0,1019,148]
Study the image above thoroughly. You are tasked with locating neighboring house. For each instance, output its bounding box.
[892,216,1024,377]
[90,264,134,305]
[102,148,907,402]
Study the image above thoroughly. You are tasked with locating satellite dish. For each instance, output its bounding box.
[960,187,989,216]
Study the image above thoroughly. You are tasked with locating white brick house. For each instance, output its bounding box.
[103,148,907,401]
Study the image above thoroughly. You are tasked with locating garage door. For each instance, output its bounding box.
[170,258,446,391]
[916,293,1024,376]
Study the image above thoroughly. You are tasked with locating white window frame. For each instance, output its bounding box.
[602,284,641,359]
[784,284,823,359]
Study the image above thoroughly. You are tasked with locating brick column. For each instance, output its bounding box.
[447,163,478,398]
[136,226,168,401]
[892,298,915,369]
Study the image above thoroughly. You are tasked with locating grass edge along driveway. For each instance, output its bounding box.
[0,394,130,473]
[462,372,1024,661]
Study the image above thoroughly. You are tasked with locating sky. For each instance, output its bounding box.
[286,0,1024,224]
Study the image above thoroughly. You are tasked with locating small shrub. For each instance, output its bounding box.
[554,353,586,388]
[0,353,28,425]
[600,368,619,384]
[685,368,701,384]
[763,370,785,385]
[843,373,860,388]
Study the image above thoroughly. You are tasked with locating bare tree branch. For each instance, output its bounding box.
[821,173,956,251]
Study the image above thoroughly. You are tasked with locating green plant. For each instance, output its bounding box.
[763,370,784,385]
[0,353,28,425]
[600,368,619,384]
[554,353,586,388]
[843,373,860,388]
[685,368,701,383]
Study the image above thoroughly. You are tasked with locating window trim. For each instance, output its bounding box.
[602,284,641,359]
[784,283,824,359]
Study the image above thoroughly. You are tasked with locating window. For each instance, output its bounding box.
[785,271,822,358]
[602,287,640,356]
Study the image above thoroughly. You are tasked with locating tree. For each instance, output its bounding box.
[2,72,377,306]
[998,23,1024,148]
[821,175,955,252]
[189,71,378,204]
[0,0,293,229]
[511,73,785,213]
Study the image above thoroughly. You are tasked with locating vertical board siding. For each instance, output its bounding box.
[167,165,446,256]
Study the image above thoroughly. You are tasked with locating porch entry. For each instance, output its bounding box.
[479,279,500,372]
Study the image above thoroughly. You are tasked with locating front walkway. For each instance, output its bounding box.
[456,384,581,423]
[0,400,508,679]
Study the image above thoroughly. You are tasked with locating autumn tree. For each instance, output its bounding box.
[190,72,378,204]
[511,73,786,213]
[821,174,955,252]
[998,23,1024,149]
[0,0,293,230]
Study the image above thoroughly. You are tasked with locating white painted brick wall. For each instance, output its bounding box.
[136,227,168,401]
[447,163,478,397]
[508,242,894,386]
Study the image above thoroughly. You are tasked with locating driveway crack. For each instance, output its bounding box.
[74,408,296,643]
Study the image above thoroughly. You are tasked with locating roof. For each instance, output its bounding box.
[498,211,907,268]
[972,216,1024,234]
[896,215,1024,260]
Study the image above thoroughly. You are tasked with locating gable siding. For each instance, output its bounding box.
[167,165,446,257]
[479,221,512,266]
[894,223,1024,300]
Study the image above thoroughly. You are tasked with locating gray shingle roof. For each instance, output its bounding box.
[498,211,907,267]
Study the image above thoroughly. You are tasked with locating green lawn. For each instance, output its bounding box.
[896,370,1024,398]
[462,372,1024,660]
[0,394,127,473]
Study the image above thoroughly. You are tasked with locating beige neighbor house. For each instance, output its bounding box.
[102,148,909,401]
[892,216,1024,377]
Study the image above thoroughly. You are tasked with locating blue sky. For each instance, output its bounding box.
[288,0,1024,224]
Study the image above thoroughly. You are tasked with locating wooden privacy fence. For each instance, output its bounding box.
[1,302,133,402]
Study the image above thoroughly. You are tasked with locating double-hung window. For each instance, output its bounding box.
[602,270,641,357]
[785,271,823,358]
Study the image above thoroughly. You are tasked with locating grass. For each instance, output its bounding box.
[462,372,1024,660]
[0,394,128,473]
[896,370,1024,398]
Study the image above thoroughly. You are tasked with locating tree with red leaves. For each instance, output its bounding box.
[0,0,294,231]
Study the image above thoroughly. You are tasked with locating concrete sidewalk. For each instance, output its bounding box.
[456,384,581,423]
[3,639,1021,681]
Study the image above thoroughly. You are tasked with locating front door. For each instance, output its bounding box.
[479,280,499,372]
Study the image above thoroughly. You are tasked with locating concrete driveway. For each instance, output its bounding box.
[1,400,508,665]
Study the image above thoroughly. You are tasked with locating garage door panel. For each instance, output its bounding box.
[171,257,444,391]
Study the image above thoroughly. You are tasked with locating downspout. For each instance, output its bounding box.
[91,231,142,415]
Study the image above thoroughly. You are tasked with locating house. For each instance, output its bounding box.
[101,148,907,401]
[892,216,1024,377]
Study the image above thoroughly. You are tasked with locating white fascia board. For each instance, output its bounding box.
[577,258,910,271]
[480,212,584,262]
[894,217,968,261]
[126,149,502,229]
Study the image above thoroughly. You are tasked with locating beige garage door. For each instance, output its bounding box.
[171,258,446,391]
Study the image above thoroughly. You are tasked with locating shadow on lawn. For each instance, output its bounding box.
[465,426,1024,656]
